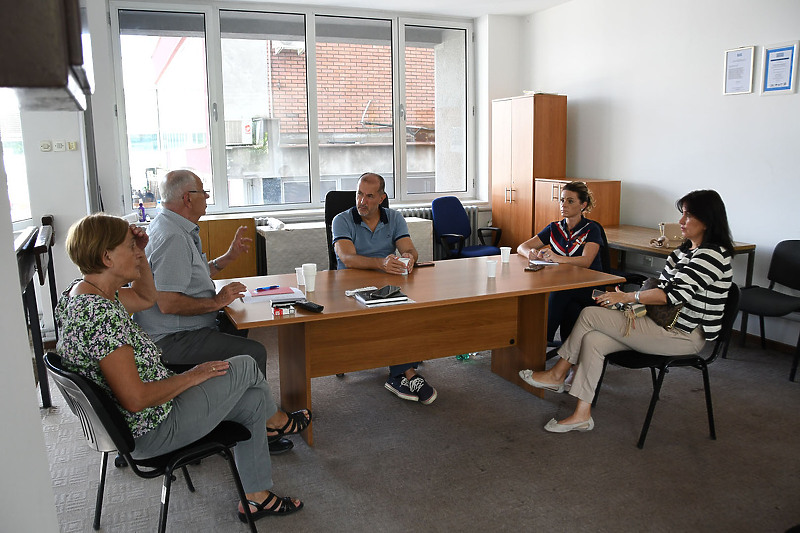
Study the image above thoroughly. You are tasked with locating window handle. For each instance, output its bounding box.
[212,103,218,122]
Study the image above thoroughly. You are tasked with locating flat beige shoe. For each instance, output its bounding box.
[544,417,594,433]
[519,369,565,393]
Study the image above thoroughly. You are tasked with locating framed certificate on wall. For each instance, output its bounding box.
[723,46,754,95]
[761,41,798,95]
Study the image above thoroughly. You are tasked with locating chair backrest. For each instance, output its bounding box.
[768,240,800,291]
[595,222,612,274]
[708,283,740,362]
[44,352,134,455]
[431,196,471,242]
[324,190,388,270]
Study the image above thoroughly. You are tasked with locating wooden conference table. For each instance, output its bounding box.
[220,255,623,444]
[604,224,757,286]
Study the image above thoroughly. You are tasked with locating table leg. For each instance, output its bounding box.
[745,250,755,287]
[490,293,547,398]
[277,323,313,445]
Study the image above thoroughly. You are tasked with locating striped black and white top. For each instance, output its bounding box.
[657,244,732,341]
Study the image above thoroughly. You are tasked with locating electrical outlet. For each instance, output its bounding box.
[643,256,653,267]
[40,140,52,152]
[53,140,66,152]
[67,141,78,151]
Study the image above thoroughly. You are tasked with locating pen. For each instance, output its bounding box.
[255,285,279,292]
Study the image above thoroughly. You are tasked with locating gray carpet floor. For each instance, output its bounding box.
[42,328,800,532]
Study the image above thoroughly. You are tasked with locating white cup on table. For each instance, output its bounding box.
[500,246,511,263]
[486,259,497,278]
[398,256,411,275]
[302,263,317,292]
[295,266,305,286]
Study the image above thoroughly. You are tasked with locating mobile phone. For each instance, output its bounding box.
[371,285,401,298]
[524,264,544,272]
[415,261,435,267]
[592,289,604,299]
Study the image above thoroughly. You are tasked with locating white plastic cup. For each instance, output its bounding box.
[295,266,305,286]
[302,263,317,292]
[500,246,511,263]
[398,257,411,275]
[487,259,497,278]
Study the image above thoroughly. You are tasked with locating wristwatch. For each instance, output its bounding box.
[634,291,641,304]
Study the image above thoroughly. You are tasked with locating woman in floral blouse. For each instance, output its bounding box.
[56,214,305,522]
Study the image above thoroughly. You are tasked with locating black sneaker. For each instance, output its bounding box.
[384,375,419,401]
[407,374,437,405]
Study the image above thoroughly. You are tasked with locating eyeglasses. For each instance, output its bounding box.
[186,190,210,197]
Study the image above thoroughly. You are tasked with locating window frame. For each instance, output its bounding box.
[110,1,474,215]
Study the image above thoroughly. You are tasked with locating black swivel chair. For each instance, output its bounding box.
[596,223,647,289]
[44,353,257,533]
[736,240,800,381]
[324,190,389,270]
[592,284,740,449]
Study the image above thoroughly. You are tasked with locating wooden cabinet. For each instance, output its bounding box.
[197,216,257,279]
[534,178,621,231]
[491,94,567,248]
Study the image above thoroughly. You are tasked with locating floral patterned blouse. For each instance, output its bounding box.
[55,279,173,438]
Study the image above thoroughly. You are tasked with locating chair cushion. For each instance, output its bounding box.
[739,286,800,317]
[135,421,251,469]
[607,350,702,370]
[459,245,501,258]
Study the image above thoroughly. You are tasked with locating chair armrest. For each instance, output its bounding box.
[477,227,502,247]
[439,233,466,258]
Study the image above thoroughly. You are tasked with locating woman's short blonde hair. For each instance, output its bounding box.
[65,214,130,274]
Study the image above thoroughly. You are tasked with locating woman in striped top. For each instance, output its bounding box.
[519,190,734,433]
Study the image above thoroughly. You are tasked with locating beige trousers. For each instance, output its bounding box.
[559,306,706,404]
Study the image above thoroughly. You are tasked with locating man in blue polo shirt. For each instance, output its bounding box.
[332,172,437,405]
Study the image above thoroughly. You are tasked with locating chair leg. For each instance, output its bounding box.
[222,447,258,533]
[158,468,175,533]
[700,363,716,440]
[790,331,800,382]
[739,311,749,348]
[759,316,766,349]
[637,368,667,449]
[92,452,109,531]
[181,465,196,492]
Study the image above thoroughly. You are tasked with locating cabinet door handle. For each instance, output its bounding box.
[509,188,515,203]
[551,183,559,201]
[504,187,510,203]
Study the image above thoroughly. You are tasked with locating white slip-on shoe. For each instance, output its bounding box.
[519,369,565,393]
[543,417,594,433]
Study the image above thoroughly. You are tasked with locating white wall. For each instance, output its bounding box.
[0,137,59,532]
[520,0,800,343]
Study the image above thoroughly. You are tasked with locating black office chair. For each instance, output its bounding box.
[431,195,501,259]
[324,189,389,270]
[43,353,257,532]
[736,240,800,381]
[596,223,647,289]
[592,284,740,449]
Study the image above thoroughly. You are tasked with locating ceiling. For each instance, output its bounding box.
[228,0,573,18]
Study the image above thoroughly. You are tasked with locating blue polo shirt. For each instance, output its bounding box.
[536,216,603,271]
[331,206,410,270]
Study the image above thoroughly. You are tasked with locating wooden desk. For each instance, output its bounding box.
[220,255,623,444]
[604,225,756,286]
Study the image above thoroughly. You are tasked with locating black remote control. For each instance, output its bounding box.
[296,299,324,313]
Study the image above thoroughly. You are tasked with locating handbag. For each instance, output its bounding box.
[641,278,683,330]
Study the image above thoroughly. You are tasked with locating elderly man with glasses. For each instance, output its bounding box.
[133,169,297,455]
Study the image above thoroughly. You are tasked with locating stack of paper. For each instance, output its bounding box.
[244,286,305,304]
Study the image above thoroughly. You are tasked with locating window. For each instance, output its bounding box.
[117,10,213,207]
[112,4,472,212]
[0,90,32,223]
[220,10,311,206]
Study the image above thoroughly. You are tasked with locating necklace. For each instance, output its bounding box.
[81,278,113,300]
